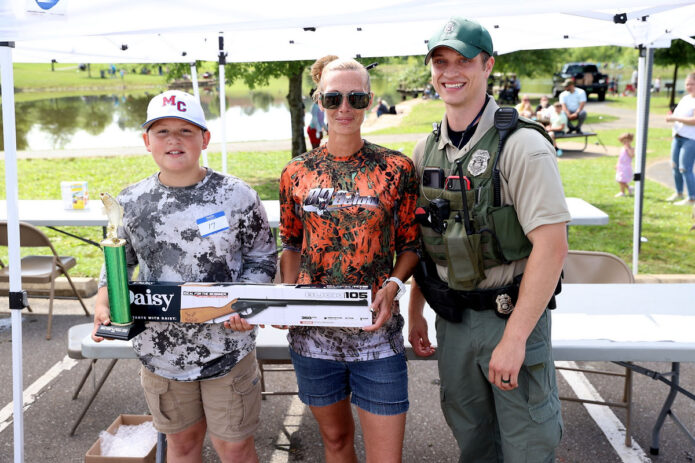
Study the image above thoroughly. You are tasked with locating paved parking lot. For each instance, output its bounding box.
[1,298,694,462]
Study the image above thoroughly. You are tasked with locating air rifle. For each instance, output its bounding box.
[180,297,369,323]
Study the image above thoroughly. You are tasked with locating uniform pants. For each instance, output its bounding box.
[436,308,563,463]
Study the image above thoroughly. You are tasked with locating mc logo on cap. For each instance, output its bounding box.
[142,90,208,131]
[162,95,188,113]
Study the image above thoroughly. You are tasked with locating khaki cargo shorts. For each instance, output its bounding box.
[140,350,261,442]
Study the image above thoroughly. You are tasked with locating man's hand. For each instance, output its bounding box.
[488,335,525,390]
[408,312,435,357]
[224,313,254,331]
[363,284,394,332]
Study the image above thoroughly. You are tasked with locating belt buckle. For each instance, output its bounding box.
[495,293,514,316]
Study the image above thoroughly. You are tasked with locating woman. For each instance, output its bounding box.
[279,58,420,462]
[514,94,534,119]
[665,71,695,206]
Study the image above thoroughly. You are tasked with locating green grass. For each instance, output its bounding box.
[558,155,694,274]
[6,63,290,103]
[13,63,168,90]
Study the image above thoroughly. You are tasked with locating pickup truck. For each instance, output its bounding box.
[552,62,608,101]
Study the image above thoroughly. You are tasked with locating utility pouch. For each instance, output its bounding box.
[413,259,463,323]
[443,219,485,291]
[488,205,533,262]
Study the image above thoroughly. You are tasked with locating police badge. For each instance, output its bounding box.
[468,150,490,177]
[495,293,514,316]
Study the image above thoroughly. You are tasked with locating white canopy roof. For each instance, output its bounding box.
[3,1,695,63]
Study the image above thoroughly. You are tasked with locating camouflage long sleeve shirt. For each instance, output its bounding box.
[99,168,277,380]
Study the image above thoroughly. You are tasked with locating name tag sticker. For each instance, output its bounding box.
[196,211,230,237]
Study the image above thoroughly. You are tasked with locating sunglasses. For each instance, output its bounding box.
[320,92,371,110]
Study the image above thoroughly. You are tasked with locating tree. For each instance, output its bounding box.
[654,38,695,110]
[224,61,312,157]
[493,49,563,77]
[170,60,311,158]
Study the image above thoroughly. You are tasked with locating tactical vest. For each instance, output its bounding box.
[417,116,553,291]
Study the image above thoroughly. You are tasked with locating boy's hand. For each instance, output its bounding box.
[91,303,111,342]
[224,313,254,331]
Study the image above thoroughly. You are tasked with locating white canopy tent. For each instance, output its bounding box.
[3,1,695,461]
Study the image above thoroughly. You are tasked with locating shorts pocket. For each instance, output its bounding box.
[141,369,173,424]
[228,365,262,430]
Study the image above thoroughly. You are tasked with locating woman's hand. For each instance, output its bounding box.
[362,284,395,332]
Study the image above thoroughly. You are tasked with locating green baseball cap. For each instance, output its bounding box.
[425,17,493,64]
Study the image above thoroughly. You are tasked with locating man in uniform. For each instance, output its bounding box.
[407,17,570,462]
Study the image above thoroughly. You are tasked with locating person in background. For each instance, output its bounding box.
[408,17,568,462]
[91,90,277,462]
[545,101,568,156]
[665,71,695,206]
[631,68,639,90]
[535,95,553,124]
[307,88,327,149]
[509,73,521,103]
[514,94,534,118]
[615,132,635,197]
[376,98,390,117]
[280,58,420,462]
[559,78,587,134]
[653,77,661,94]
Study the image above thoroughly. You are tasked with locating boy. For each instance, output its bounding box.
[92,90,277,462]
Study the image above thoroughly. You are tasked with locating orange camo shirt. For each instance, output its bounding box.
[280,142,420,296]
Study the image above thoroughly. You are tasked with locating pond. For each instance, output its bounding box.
[2,91,307,152]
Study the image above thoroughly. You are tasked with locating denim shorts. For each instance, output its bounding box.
[289,348,409,416]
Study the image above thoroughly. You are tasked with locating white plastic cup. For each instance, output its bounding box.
[60,181,89,210]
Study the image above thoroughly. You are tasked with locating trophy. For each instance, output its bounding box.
[95,193,144,340]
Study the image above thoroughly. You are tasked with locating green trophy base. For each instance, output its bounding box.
[96,322,145,341]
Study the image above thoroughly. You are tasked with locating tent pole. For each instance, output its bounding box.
[190,62,208,167]
[218,33,227,174]
[632,45,653,275]
[1,42,25,463]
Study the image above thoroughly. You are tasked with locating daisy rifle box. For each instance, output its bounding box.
[128,282,373,327]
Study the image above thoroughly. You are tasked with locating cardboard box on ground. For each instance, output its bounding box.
[85,415,156,463]
[128,283,373,327]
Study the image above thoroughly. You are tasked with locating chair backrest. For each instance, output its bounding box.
[0,221,55,250]
[562,250,634,284]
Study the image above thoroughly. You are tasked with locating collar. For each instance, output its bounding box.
[438,98,500,163]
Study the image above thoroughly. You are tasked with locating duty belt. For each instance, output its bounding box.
[454,274,557,318]
[414,256,560,323]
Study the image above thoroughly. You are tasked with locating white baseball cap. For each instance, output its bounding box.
[142,90,208,131]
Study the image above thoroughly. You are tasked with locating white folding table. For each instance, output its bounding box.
[72,283,695,456]
[2,197,603,238]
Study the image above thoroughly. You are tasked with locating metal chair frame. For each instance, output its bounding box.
[0,221,90,339]
[558,250,635,446]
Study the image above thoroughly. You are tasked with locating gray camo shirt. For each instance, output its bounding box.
[98,168,277,381]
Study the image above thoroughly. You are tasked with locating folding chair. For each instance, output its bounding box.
[0,221,90,340]
[558,250,635,446]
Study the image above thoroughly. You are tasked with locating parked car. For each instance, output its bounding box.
[552,62,608,101]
